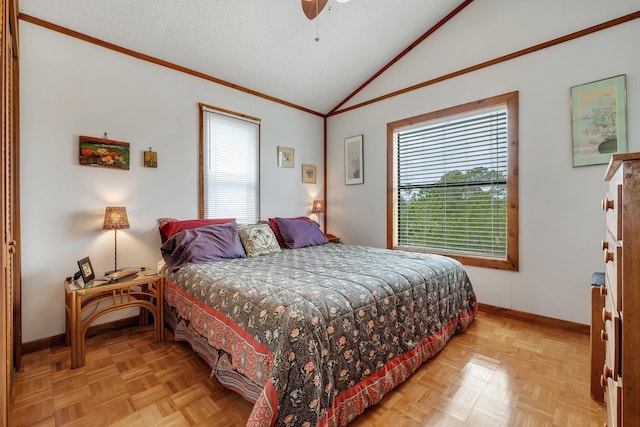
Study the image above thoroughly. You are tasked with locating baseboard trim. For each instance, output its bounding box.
[478,303,589,335]
[21,316,141,354]
[22,305,589,355]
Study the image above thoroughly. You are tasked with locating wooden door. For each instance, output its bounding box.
[1,0,20,425]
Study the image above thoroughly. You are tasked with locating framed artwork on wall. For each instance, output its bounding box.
[277,146,295,168]
[345,135,363,185]
[570,74,627,167]
[144,147,158,168]
[302,164,316,184]
[79,135,130,170]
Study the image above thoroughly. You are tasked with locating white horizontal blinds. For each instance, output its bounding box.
[203,108,259,224]
[396,108,508,258]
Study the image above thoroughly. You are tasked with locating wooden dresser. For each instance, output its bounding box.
[597,152,640,426]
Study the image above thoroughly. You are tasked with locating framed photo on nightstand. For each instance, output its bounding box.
[77,257,95,283]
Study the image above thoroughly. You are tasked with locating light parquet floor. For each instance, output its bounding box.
[10,311,605,426]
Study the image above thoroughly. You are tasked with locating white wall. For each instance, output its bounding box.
[20,23,324,342]
[19,1,640,341]
[326,0,640,324]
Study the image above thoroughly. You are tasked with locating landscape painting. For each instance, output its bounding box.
[79,135,130,170]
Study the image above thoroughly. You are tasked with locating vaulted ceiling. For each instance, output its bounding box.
[18,0,469,115]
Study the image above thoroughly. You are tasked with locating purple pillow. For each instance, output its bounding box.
[160,221,246,270]
[275,217,328,249]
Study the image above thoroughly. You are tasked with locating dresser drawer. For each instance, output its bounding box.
[604,377,622,427]
[602,178,622,241]
[603,238,622,313]
[602,163,623,240]
[602,292,620,378]
[602,311,622,427]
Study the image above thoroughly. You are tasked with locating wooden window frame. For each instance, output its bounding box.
[386,91,519,271]
[199,103,261,222]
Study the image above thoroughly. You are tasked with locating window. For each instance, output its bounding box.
[200,104,260,224]
[387,92,518,271]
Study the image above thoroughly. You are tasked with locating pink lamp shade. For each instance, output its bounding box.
[103,206,130,230]
[103,206,129,272]
[311,200,325,214]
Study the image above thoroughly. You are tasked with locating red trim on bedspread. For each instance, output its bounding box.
[247,381,279,427]
[319,299,477,427]
[166,279,272,359]
[166,279,278,425]
[166,279,477,427]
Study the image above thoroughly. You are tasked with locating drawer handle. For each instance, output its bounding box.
[604,250,614,263]
[602,364,614,381]
[601,240,609,251]
[600,286,607,297]
[602,198,614,211]
[600,330,608,342]
[602,308,612,323]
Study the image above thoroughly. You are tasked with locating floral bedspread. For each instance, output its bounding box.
[164,244,477,427]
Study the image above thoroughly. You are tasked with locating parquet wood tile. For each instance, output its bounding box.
[10,312,605,426]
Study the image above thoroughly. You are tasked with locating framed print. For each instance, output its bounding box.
[77,257,95,283]
[302,164,317,184]
[571,74,627,167]
[345,135,363,185]
[277,146,295,168]
[143,147,158,168]
[79,135,130,170]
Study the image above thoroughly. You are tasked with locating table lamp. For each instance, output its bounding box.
[103,206,129,273]
[311,199,325,214]
[311,199,325,230]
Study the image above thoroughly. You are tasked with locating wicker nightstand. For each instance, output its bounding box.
[326,233,341,243]
[64,272,164,368]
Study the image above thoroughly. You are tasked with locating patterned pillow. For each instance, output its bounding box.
[238,224,281,257]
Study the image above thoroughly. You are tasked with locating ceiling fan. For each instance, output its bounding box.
[302,0,350,20]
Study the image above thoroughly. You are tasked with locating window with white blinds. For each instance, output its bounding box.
[388,92,519,271]
[201,106,260,224]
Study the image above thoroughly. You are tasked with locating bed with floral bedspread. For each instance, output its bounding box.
[163,243,477,427]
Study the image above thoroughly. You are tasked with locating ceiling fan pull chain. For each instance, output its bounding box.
[315,0,320,41]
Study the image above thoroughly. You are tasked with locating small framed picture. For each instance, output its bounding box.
[345,135,364,185]
[302,164,317,184]
[277,146,295,168]
[143,147,158,168]
[77,257,95,283]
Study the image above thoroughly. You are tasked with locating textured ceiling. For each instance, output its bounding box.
[18,0,466,114]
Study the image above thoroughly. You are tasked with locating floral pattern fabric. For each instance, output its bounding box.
[164,244,477,427]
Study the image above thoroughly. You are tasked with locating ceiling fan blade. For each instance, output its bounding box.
[301,0,328,20]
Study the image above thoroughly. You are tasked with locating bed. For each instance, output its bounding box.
[160,218,477,427]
